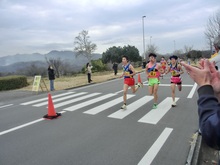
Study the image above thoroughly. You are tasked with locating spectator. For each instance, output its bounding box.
[112,62,118,75]
[181,59,220,150]
[48,65,55,91]
[86,63,93,83]
[142,61,147,69]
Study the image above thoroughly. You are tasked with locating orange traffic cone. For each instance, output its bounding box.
[138,73,142,84]
[137,73,143,88]
[43,93,61,119]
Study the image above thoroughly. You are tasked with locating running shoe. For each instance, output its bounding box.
[138,82,144,88]
[121,104,127,110]
[152,103,157,109]
[172,101,176,107]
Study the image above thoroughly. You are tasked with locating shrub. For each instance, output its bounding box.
[0,75,29,91]
[81,59,108,73]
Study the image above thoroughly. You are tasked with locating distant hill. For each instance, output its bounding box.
[0,50,102,73]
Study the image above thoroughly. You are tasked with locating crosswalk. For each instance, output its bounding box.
[20,91,180,125]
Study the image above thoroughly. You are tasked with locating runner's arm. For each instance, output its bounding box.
[120,70,125,78]
[129,65,136,77]
[165,66,170,74]
[175,65,184,75]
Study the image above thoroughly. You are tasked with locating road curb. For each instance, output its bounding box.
[185,132,202,165]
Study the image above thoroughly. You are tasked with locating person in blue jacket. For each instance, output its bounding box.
[181,59,220,150]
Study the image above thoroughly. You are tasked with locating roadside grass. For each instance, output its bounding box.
[20,67,143,91]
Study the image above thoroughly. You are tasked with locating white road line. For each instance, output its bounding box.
[108,96,153,119]
[0,111,66,136]
[33,92,87,107]
[20,92,74,105]
[83,95,134,115]
[0,118,44,136]
[187,83,197,98]
[114,90,124,95]
[137,127,173,165]
[63,94,116,111]
[138,97,179,124]
[54,93,101,108]
[0,104,13,109]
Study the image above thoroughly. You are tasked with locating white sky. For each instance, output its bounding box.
[0,0,219,57]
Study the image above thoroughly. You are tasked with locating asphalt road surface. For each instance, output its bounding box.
[0,72,199,165]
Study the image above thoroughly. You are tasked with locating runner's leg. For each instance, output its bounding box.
[123,84,129,104]
[171,83,176,102]
[177,84,182,91]
[153,84,159,104]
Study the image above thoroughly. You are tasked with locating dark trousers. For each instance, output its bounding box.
[87,73,92,83]
[114,69,117,75]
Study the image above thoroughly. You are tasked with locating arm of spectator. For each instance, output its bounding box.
[197,85,220,150]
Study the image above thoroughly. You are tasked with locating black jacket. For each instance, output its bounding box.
[48,68,55,80]
[198,85,220,150]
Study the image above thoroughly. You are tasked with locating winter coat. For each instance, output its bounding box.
[48,68,55,80]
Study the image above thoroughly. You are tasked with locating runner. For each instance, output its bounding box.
[146,53,163,109]
[120,55,140,110]
[160,56,167,79]
[165,55,184,107]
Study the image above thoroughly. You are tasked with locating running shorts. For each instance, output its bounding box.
[171,77,182,84]
[148,78,160,86]
[124,78,135,86]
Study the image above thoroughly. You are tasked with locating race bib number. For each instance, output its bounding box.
[171,71,176,76]
[125,71,130,76]
[149,71,156,76]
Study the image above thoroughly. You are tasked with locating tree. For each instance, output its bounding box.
[122,45,141,62]
[102,45,141,64]
[102,46,123,64]
[74,30,97,62]
[146,44,158,57]
[183,45,193,54]
[204,9,220,52]
[173,49,183,56]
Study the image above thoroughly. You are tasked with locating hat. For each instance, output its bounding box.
[169,55,178,60]
[148,53,157,57]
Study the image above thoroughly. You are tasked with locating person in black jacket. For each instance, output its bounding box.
[48,65,55,91]
[181,59,220,150]
[112,62,118,75]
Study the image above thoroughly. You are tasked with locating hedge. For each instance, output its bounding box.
[0,76,29,91]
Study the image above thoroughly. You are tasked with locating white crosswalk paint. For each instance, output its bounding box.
[63,93,116,111]
[137,127,173,165]
[138,97,179,124]
[54,93,101,108]
[20,92,74,105]
[0,104,13,109]
[83,95,134,115]
[20,90,182,125]
[108,96,153,119]
[187,83,197,98]
[33,92,87,107]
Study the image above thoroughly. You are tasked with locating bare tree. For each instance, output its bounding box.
[173,49,183,55]
[74,30,97,62]
[205,9,220,52]
[183,45,193,54]
[205,9,220,40]
[146,44,158,55]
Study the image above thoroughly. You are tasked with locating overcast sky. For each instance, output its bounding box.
[0,0,219,57]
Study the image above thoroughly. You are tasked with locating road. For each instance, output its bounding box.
[0,72,199,165]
